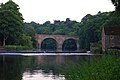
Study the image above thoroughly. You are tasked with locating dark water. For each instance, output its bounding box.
[0,54,99,80]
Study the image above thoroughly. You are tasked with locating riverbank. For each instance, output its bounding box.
[0,46,6,52]
[62,54,120,80]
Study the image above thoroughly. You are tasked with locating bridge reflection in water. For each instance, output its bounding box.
[0,53,101,80]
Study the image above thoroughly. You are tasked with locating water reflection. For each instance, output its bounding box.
[0,55,96,80]
[0,56,23,80]
[22,70,65,80]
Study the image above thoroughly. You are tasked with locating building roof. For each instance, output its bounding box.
[104,26,120,35]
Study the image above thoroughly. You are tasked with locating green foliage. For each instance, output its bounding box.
[0,0,24,46]
[110,0,120,24]
[111,0,120,12]
[0,1,36,50]
[23,23,36,48]
[27,19,77,36]
[19,35,32,49]
[4,45,31,51]
[103,11,120,28]
[77,12,112,50]
[106,49,120,54]
[53,29,66,35]
[63,55,120,80]
[23,24,36,38]
[90,42,102,54]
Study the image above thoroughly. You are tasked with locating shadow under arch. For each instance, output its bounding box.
[41,38,57,51]
[62,39,77,51]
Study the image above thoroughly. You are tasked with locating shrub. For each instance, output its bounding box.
[63,55,120,80]
[19,34,32,49]
[90,42,102,54]
[4,45,32,51]
[106,49,120,55]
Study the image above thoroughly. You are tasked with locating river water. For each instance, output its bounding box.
[0,53,100,80]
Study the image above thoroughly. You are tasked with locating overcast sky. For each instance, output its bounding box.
[1,0,115,24]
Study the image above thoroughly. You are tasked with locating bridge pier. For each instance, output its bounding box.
[57,48,62,52]
[57,41,63,52]
[76,41,79,51]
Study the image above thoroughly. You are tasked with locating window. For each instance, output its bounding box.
[111,43,115,47]
[110,36,114,40]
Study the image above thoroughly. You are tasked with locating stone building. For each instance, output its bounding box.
[102,26,120,51]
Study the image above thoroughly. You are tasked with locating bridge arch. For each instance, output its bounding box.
[62,38,77,51]
[36,34,79,51]
[41,38,57,51]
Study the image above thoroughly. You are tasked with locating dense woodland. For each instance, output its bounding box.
[0,0,120,51]
[0,0,32,50]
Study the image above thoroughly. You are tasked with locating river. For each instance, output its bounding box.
[0,53,101,80]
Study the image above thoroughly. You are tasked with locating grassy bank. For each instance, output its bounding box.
[63,54,120,80]
[3,45,32,52]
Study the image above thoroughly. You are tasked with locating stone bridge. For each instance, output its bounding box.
[36,34,79,51]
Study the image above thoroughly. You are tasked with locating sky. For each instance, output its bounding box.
[1,0,115,24]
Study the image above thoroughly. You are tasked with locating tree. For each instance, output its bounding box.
[23,24,36,38]
[76,12,112,50]
[103,0,120,27]
[111,0,120,12]
[0,0,24,46]
[20,34,32,48]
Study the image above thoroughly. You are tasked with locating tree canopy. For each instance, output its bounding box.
[111,0,120,12]
[0,0,24,46]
